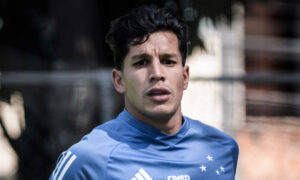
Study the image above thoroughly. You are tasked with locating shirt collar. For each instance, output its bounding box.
[118,109,190,145]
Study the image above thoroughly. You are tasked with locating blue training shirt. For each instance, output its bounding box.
[49,109,239,180]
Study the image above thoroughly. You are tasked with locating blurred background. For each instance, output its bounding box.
[0,0,300,179]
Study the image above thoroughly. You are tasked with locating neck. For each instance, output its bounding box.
[125,106,183,135]
[155,109,183,135]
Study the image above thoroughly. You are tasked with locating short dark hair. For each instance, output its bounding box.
[105,5,188,70]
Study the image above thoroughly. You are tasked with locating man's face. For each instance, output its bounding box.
[112,31,189,121]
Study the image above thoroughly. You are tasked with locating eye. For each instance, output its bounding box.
[133,59,148,67]
[161,59,176,65]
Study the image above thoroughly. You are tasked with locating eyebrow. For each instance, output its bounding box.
[131,53,151,60]
[160,53,179,59]
[131,53,179,60]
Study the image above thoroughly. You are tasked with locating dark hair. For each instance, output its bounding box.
[105,5,188,70]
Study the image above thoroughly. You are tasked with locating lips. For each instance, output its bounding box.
[147,87,170,102]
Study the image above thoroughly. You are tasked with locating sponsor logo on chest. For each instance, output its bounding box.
[167,175,190,180]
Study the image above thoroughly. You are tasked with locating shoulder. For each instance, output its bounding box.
[49,120,123,180]
[187,117,239,154]
[70,121,122,157]
[186,117,239,172]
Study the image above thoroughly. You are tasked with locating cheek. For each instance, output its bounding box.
[173,74,186,97]
[124,74,143,94]
[174,73,185,88]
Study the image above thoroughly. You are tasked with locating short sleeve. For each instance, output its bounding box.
[49,151,80,180]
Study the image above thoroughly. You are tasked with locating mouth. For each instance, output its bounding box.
[147,87,170,102]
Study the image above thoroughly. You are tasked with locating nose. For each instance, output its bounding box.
[149,60,165,82]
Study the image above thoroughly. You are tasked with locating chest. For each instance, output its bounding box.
[105,144,235,180]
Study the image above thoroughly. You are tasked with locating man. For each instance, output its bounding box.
[49,5,238,180]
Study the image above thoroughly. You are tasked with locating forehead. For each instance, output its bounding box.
[127,31,180,57]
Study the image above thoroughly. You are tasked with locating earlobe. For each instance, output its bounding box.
[183,65,189,90]
[112,69,125,94]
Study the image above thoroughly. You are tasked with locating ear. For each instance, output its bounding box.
[112,69,125,94]
[183,65,189,90]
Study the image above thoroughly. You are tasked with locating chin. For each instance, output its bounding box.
[145,106,177,119]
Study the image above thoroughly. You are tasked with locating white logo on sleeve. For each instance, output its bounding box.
[131,168,152,180]
[50,151,77,180]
